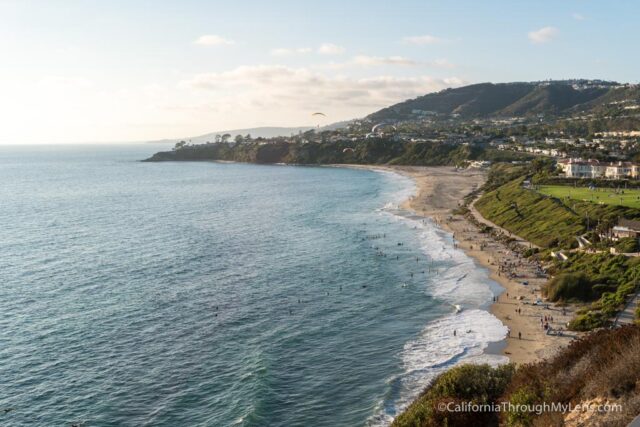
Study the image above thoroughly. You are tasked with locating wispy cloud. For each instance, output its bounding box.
[528,26,559,44]
[352,55,419,66]
[180,65,464,114]
[572,13,585,21]
[38,75,94,89]
[318,43,346,55]
[270,47,312,56]
[402,35,445,45]
[194,35,235,46]
[429,58,456,69]
[325,56,455,69]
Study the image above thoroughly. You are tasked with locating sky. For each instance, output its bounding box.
[1,0,638,144]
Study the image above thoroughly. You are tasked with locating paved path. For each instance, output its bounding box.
[469,195,541,250]
[615,290,640,326]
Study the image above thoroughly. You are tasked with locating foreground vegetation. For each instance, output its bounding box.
[393,326,640,427]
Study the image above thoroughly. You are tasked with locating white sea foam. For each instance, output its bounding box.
[375,169,417,206]
[368,171,508,426]
[395,309,508,410]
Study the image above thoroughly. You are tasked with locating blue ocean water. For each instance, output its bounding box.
[0,144,506,426]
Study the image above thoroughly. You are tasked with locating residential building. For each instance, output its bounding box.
[612,219,640,240]
[557,158,639,179]
[605,162,634,179]
[557,158,605,178]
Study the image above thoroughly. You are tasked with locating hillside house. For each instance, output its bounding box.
[612,219,640,240]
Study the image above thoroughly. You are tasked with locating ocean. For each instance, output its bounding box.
[0,144,507,426]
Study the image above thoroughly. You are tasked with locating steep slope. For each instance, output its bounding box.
[367,82,535,121]
[499,85,609,116]
[574,85,640,113]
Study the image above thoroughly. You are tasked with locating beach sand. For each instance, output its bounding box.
[348,165,580,365]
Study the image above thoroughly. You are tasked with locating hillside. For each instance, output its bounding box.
[500,85,609,116]
[474,174,640,248]
[392,326,640,427]
[366,80,636,122]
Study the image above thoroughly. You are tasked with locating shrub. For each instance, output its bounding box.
[392,364,515,427]
[569,312,608,331]
[505,387,538,427]
[544,273,593,302]
[615,237,640,254]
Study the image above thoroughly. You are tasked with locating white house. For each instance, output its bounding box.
[605,162,634,179]
[558,159,639,179]
[557,158,605,178]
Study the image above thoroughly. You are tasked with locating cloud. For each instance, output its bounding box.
[528,26,559,44]
[325,56,455,69]
[38,75,94,89]
[352,55,419,66]
[180,65,464,114]
[318,43,346,55]
[270,47,312,56]
[402,35,444,45]
[572,13,585,21]
[194,35,235,46]
[429,58,456,69]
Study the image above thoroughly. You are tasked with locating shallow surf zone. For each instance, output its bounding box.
[367,173,508,426]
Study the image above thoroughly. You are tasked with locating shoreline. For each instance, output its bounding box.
[344,164,579,365]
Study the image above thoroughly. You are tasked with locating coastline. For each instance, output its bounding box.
[346,165,579,365]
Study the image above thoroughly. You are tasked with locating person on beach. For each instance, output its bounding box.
[518,332,521,340]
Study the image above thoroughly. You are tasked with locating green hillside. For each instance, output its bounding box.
[475,177,640,248]
[366,80,636,122]
[474,179,585,247]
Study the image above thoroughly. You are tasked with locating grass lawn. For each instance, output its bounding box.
[537,185,640,209]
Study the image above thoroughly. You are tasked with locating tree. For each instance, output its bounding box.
[530,157,555,175]
[221,133,232,143]
[234,134,244,144]
[174,140,187,151]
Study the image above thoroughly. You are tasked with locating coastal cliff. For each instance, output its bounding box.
[143,140,530,166]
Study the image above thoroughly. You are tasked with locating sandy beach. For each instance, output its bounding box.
[349,165,580,365]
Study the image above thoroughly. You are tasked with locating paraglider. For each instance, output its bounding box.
[371,123,397,135]
[312,112,327,128]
